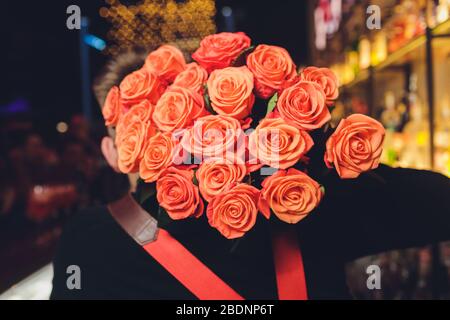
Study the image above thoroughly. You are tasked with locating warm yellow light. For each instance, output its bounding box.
[371,31,387,66]
[417,131,428,146]
[436,0,449,24]
[101,0,216,55]
[99,7,109,18]
[56,122,68,133]
[359,37,371,70]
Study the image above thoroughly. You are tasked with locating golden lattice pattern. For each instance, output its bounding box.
[100,0,216,55]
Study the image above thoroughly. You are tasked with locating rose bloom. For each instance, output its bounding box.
[192,32,251,73]
[180,114,245,162]
[102,86,121,127]
[246,44,297,99]
[144,45,187,83]
[276,81,330,131]
[116,119,153,174]
[324,114,385,179]
[300,66,339,106]
[152,86,207,132]
[115,100,154,139]
[207,183,268,239]
[259,168,323,224]
[196,160,247,202]
[119,68,166,108]
[207,66,255,120]
[156,167,204,220]
[248,116,314,169]
[139,132,176,183]
[172,62,208,94]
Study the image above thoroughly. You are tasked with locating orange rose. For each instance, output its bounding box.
[207,183,267,239]
[300,67,339,106]
[144,45,187,83]
[324,114,385,179]
[207,66,255,120]
[119,69,166,108]
[116,119,152,174]
[276,81,330,131]
[139,132,176,183]
[259,168,323,224]
[156,167,204,220]
[152,86,207,132]
[180,114,245,162]
[102,86,121,127]
[246,44,297,99]
[115,99,154,138]
[196,160,247,202]
[172,62,208,94]
[248,116,313,169]
[192,32,251,73]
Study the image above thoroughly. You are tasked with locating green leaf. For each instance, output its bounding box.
[320,185,326,195]
[231,45,255,67]
[266,93,278,115]
[192,168,199,186]
[203,84,216,115]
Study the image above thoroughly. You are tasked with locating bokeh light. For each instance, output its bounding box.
[99,0,216,55]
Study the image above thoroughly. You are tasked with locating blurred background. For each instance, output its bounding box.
[0,0,449,299]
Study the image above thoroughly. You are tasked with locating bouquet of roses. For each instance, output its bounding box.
[102,32,385,239]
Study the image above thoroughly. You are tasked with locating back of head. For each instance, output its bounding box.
[93,49,148,107]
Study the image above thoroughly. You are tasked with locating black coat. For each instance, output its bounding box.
[50,165,450,299]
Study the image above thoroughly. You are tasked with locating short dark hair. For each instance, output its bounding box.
[93,49,148,108]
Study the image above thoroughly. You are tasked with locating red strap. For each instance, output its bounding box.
[108,194,307,299]
[143,228,307,300]
[143,229,244,300]
[272,228,308,300]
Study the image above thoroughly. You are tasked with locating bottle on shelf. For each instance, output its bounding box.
[434,98,450,176]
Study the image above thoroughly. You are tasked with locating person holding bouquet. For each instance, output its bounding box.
[51,32,450,300]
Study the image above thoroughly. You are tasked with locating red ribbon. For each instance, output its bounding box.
[271,228,308,300]
[143,229,243,300]
[143,228,307,300]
